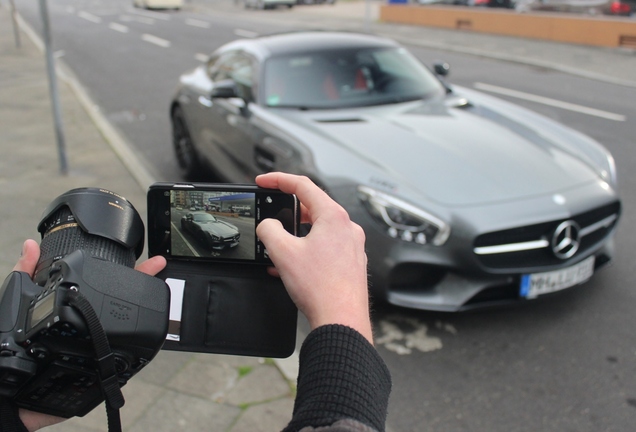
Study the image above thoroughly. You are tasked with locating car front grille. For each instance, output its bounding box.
[473,201,620,270]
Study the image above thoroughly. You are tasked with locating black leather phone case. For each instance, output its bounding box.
[157,260,297,358]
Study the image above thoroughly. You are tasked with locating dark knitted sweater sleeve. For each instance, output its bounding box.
[0,398,28,432]
[283,324,392,432]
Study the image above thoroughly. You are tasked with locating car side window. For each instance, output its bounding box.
[208,51,255,102]
[207,52,234,82]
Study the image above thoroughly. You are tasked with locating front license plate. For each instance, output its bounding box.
[520,256,595,299]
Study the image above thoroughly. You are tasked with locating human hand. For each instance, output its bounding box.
[255,173,373,343]
[12,239,167,432]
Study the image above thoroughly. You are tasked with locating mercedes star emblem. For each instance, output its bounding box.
[551,220,581,259]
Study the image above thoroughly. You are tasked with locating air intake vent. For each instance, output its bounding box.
[315,118,365,123]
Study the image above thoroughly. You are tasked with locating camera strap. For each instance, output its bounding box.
[65,289,124,432]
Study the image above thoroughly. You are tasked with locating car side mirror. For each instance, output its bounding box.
[433,61,450,77]
[211,79,239,99]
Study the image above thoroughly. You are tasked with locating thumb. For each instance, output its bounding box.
[135,255,167,277]
[13,239,40,276]
[256,218,294,260]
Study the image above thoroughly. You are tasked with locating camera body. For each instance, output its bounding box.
[0,188,170,418]
[0,251,169,417]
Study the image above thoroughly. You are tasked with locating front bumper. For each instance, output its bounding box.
[383,239,614,312]
[338,184,621,312]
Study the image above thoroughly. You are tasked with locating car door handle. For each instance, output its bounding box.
[198,95,212,107]
[261,137,292,159]
[254,147,275,172]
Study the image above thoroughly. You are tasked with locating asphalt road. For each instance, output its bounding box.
[16,1,636,431]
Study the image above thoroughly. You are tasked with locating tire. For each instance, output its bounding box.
[172,106,202,180]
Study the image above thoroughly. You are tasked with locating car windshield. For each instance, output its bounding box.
[262,46,446,109]
[192,213,216,222]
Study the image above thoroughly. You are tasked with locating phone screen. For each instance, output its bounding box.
[148,183,299,264]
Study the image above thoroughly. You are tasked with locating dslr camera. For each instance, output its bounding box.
[0,188,170,418]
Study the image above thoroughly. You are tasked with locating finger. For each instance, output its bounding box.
[299,202,311,225]
[266,266,280,278]
[13,239,40,276]
[134,255,167,276]
[256,173,334,223]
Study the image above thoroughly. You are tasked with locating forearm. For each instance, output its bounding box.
[283,325,392,432]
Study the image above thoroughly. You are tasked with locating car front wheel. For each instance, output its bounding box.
[172,106,202,180]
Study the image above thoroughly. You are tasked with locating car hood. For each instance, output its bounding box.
[198,221,238,237]
[271,92,606,207]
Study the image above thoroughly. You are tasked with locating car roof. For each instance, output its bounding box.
[218,31,400,60]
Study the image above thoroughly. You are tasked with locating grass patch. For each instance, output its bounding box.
[238,366,253,377]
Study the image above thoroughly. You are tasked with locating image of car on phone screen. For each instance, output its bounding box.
[180,212,240,251]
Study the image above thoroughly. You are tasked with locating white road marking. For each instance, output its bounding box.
[195,53,209,62]
[78,11,102,23]
[234,28,259,38]
[54,50,65,58]
[142,33,171,48]
[170,222,199,256]
[185,18,211,28]
[109,22,129,33]
[474,82,626,122]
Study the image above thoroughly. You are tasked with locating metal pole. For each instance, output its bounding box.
[38,0,68,175]
[9,0,21,48]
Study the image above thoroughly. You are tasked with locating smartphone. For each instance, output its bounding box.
[147,182,299,358]
[147,182,300,265]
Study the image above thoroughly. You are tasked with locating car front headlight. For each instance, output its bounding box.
[357,186,450,246]
[602,153,618,188]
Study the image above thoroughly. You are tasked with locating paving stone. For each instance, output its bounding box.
[127,390,241,432]
[136,349,195,386]
[167,358,240,401]
[230,397,295,432]
[225,365,292,406]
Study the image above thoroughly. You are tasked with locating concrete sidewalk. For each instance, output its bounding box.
[0,6,295,432]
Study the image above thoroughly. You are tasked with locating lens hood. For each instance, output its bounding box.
[37,188,145,259]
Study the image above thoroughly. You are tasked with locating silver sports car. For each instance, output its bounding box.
[180,212,240,250]
[170,31,620,311]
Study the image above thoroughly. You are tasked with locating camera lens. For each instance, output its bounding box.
[35,206,136,284]
[34,188,144,285]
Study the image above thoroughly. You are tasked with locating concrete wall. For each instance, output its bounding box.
[379,5,636,48]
